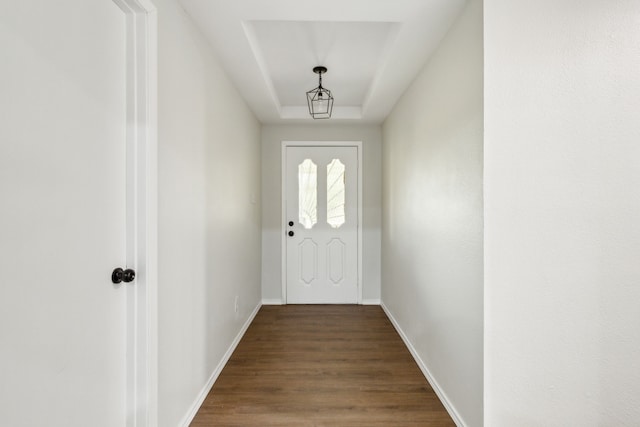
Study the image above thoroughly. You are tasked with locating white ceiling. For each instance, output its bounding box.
[177,0,467,124]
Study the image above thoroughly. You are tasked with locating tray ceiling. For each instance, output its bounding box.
[177,0,467,124]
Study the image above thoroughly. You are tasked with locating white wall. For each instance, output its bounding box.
[484,0,640,425]
[261,124,382,304]
[156,0,262,425]
[381,1,484,425]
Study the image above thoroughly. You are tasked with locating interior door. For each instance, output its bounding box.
[285,146,358,303]
[0,1,130,426]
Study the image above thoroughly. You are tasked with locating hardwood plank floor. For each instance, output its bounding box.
[190,305,455,427]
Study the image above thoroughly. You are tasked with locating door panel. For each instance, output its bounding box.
[327,238,346,284]
[286,146,358,304]
[0,1,128,426]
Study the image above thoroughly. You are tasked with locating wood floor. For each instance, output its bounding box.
[190,305,455,427]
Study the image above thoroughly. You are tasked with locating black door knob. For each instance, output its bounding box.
[288,231,294,237]
[288,221,294,226]
[112,267,136,284]
[122,269,136,282]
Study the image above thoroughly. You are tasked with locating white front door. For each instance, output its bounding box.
[285,145,359,304]
[0,2,134,425]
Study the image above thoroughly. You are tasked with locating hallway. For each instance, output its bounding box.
[2,0,639,425]
[190,305,454,426]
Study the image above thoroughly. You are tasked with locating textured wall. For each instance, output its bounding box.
[484,0,640,425]
[156,0,262,425]
[381,1,484,425]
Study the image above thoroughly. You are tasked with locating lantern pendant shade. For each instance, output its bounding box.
[306,66,334,119]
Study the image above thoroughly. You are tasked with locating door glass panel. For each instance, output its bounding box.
[298,159,317,229]
[327,159,345,228]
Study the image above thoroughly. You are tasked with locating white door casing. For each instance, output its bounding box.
[113,1,158,426]
[0,1,157,426]
[283,142,362,304]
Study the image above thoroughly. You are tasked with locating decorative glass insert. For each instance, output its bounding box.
[298,159,317,229]
[326,159,346,228]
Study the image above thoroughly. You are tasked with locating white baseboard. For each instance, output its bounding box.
[179,302,262,427]
[380,301,466,427]
[361,298,381,305]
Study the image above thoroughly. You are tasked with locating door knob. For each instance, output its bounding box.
[112,267,136,284]
[288,221,294,226]
[288,231,294,237]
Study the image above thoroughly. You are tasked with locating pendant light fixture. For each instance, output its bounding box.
[306,66,334,119]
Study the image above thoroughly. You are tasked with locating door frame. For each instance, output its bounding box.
[281,141,363,304]
[112,0,158,425]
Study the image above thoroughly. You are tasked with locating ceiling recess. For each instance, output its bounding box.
[177,0,467,123]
